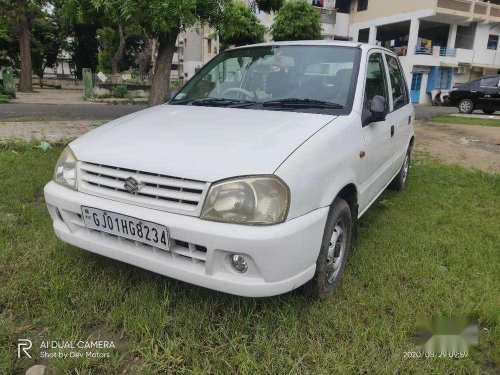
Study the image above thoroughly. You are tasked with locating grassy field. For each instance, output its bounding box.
[0,143,499,374]
[427,115,500,127]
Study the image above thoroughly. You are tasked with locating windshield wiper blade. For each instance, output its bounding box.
[262,98,343,109]
[190,97,256,107]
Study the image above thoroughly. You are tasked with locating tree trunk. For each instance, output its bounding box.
[111,25,126,76]
[148,33,177,107]
[138,37,152,76]
[17,12,33,92]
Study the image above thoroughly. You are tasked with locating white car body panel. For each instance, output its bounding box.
[44,41,415,297]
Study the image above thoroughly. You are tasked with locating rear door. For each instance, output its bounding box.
[383,53,413,176]
[478,76,500,110]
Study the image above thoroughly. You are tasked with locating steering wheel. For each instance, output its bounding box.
[221,87,255,100]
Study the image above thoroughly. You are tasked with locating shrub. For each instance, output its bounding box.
[112,85,128,98]
[0,94,11,103]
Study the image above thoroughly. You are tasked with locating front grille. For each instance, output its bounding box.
[78,162,208,215]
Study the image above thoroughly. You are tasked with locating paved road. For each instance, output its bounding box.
[0,103,147,121]
[0,102,457,121]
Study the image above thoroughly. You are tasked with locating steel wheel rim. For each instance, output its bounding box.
[326,219,347,284]
[402,154,409,182]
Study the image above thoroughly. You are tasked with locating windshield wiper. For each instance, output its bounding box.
[262,98,344,109]
[190,97,257,107]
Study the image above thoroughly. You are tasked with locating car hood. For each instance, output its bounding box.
[71,104,335,182]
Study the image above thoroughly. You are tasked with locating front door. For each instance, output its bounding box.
[359,51,395,212]
[410,73,422,103]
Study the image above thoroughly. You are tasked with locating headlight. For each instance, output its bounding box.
[201,176,289,225]
[54,146,78,190]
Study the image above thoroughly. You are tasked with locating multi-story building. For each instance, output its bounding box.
[175,0,500,104]
[174,0,353,81]
[171,26,219,81]
[347,0,500,103]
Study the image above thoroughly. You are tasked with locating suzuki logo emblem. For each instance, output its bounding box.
[124,177,143,194]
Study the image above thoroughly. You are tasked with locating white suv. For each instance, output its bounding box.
[44,41,414,298]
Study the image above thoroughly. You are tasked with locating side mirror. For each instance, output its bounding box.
[164,90,178,103]
[370,95,387,122]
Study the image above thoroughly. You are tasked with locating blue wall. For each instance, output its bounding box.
[426,67,453,93]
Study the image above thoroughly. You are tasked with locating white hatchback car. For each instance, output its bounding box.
[45,41,414,298]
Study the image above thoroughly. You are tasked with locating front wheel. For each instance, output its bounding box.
[483,109,495,115]
[306,197,352,299]
[458,99,474,114]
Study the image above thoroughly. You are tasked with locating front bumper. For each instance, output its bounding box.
[44,182,328,297]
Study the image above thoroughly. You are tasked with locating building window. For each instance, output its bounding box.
[357,0,368,11]
[358,28,369,43]
[487,35,499,50]
[455,23,476,50]
[208,39,212,53]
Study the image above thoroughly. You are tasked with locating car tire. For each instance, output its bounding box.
[306,197,352,299]
[458,99,474,114]
[389,147,411,191]
[482,110,495,115]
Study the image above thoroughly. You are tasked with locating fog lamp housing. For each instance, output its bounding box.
[231,254,248,273]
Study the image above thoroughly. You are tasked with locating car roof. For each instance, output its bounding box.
[229,40,394,54]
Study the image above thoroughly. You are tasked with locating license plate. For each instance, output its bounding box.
[81,206,169,250]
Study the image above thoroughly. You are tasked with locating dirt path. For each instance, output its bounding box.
[0,120,107,143]
[13,88,93,105]
[415,121,500,173]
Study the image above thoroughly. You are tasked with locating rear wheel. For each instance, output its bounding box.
[389,147,411,191]
[458,99,474,114]
[307,197,352,299]
[483,109,495,115]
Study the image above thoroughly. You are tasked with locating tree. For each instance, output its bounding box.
[31,10,63,87]
[0,0,40,91]
[0,14,18,68]
[218,2,265,51]
[93,0,230,107]
[58,0,101,79]
[91,1,142,75]
[271,1,322,42]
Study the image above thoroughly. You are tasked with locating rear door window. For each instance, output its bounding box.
[385,54,408,111]
[480,76,499,88]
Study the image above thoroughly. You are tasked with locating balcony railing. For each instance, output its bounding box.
[414,46,456,57]
[415,46,432,55]
[436,0,500,19]
[440,47,456,57]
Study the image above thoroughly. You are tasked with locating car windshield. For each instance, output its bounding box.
[170,45,360,114]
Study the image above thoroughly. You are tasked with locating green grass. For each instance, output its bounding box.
[427,115,500,127]
[0,143,499,374]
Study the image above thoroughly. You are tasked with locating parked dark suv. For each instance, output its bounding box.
[448,75,500,114]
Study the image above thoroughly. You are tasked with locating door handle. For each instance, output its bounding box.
[391,125,395,137]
